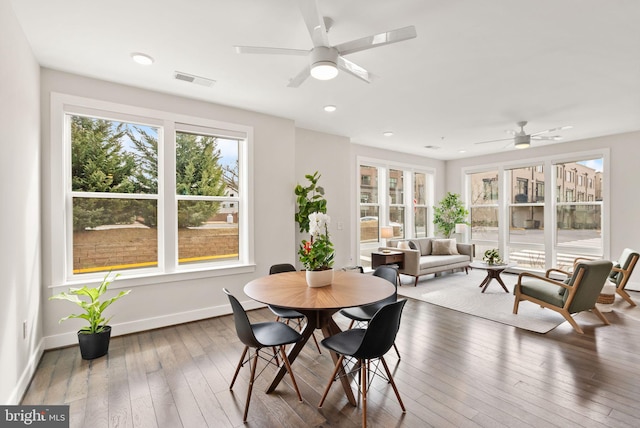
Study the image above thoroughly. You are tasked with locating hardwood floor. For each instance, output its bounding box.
[22,295,640,427]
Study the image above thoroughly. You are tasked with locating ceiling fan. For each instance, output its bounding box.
[475,121,573,149]
[234,0,417,87]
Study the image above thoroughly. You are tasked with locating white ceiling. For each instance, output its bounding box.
[11,0,640,160]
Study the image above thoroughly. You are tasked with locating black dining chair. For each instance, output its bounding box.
[339,265,401,358]
[318,299,408,428]
[223,288,303,422]
[268,263,321,353]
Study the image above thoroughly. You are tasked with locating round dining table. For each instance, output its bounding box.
[244,270,395,406]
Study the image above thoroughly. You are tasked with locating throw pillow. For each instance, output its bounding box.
[408,240,418,250]
[431,239,459,255]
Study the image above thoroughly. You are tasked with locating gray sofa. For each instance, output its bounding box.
[380,237,474,286]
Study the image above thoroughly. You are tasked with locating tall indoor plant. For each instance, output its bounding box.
[49,272,130,360]
[294,171,327,233]
[433,192,469,238]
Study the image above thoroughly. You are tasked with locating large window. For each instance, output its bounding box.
[468,170,499,257]
[465,152,606,272]
[52,95,251,282]
[358,160,433,267]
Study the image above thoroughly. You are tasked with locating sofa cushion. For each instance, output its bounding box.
[431,239,459,255]
[409,239,431,255]
[419,254,469,269]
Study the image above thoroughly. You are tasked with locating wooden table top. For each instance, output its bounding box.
[244,270,395,310]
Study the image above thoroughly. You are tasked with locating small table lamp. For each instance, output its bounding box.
[380,226,394,248]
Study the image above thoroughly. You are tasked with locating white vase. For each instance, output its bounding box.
[305,269,334,288]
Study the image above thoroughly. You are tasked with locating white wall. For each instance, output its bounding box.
[294,128,353,268]
[445,132,640,270]
[40,70,298,348]
[0,0,42,404]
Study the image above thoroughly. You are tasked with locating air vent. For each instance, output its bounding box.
[424,145,441,150]
[174,71,216,87]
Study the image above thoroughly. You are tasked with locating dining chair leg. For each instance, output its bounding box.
[243,350,259,422]
[230,346,248,389]
[272,346,280,366]
[380,356,406,412]
[347,319,355,329]
[361,358,368,428]
[318,355,345,408]
[393,343,401,359]
[310,332,322,354]
[279,346,303,402]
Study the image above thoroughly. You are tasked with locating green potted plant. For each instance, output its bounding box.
[483,248,503,265]
[433,192,469,238]
[299,212,335,287]
[294,171,327,233]
[49,272,130,360]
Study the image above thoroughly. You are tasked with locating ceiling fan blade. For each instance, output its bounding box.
[337,57,371,83]
[287,66,311,88]
[234,46,309,56]
[474,137,513,145]
[335,25,417,56]
[299,0,330,47]
[531,135,564,141]
[530,125,573,136]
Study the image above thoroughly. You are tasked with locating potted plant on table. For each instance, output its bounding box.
[299,212,335,287]
[49,272,130,360]
[483,249,503,265]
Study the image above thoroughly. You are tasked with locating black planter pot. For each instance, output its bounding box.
[77,326,111,360]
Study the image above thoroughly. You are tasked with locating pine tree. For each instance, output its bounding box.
[71,116,138,231]
[175,132,226,227]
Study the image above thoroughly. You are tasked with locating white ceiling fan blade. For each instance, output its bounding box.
[337,57,370,83]
[234,46,309,56]
[474,137,513,145]
[299,0,330,47]
[531,135,564,141]
[335,26,417,56]
[287,66,311,88]
[530,125,573,136]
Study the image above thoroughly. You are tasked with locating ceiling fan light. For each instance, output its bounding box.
[514,134,530,149]
[311,62,338,80]
[514,141,530,149]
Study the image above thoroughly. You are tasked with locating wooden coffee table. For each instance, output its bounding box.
[469,261,515,293]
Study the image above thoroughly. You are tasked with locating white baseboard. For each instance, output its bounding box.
[8,338,44,404]
[44,299,266,350]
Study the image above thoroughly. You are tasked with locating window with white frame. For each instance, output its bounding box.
[358,160,433,268]
[52,95,250,281]
[465,152,606,272]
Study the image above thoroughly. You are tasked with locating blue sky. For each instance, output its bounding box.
[577,158,603,172]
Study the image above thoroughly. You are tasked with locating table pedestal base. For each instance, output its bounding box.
[478,269,510,293]
[266,309,357,406]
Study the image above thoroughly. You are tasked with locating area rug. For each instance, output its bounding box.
[396,270,570,333]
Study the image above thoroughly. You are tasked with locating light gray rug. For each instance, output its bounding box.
[397,270,570,333]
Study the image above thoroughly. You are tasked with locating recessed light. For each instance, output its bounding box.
[459,150,467,153]
[323,105,337,112]
[131,52,154,65]
[383,131,394,137]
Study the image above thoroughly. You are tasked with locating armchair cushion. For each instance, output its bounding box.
[519,278,566,308]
